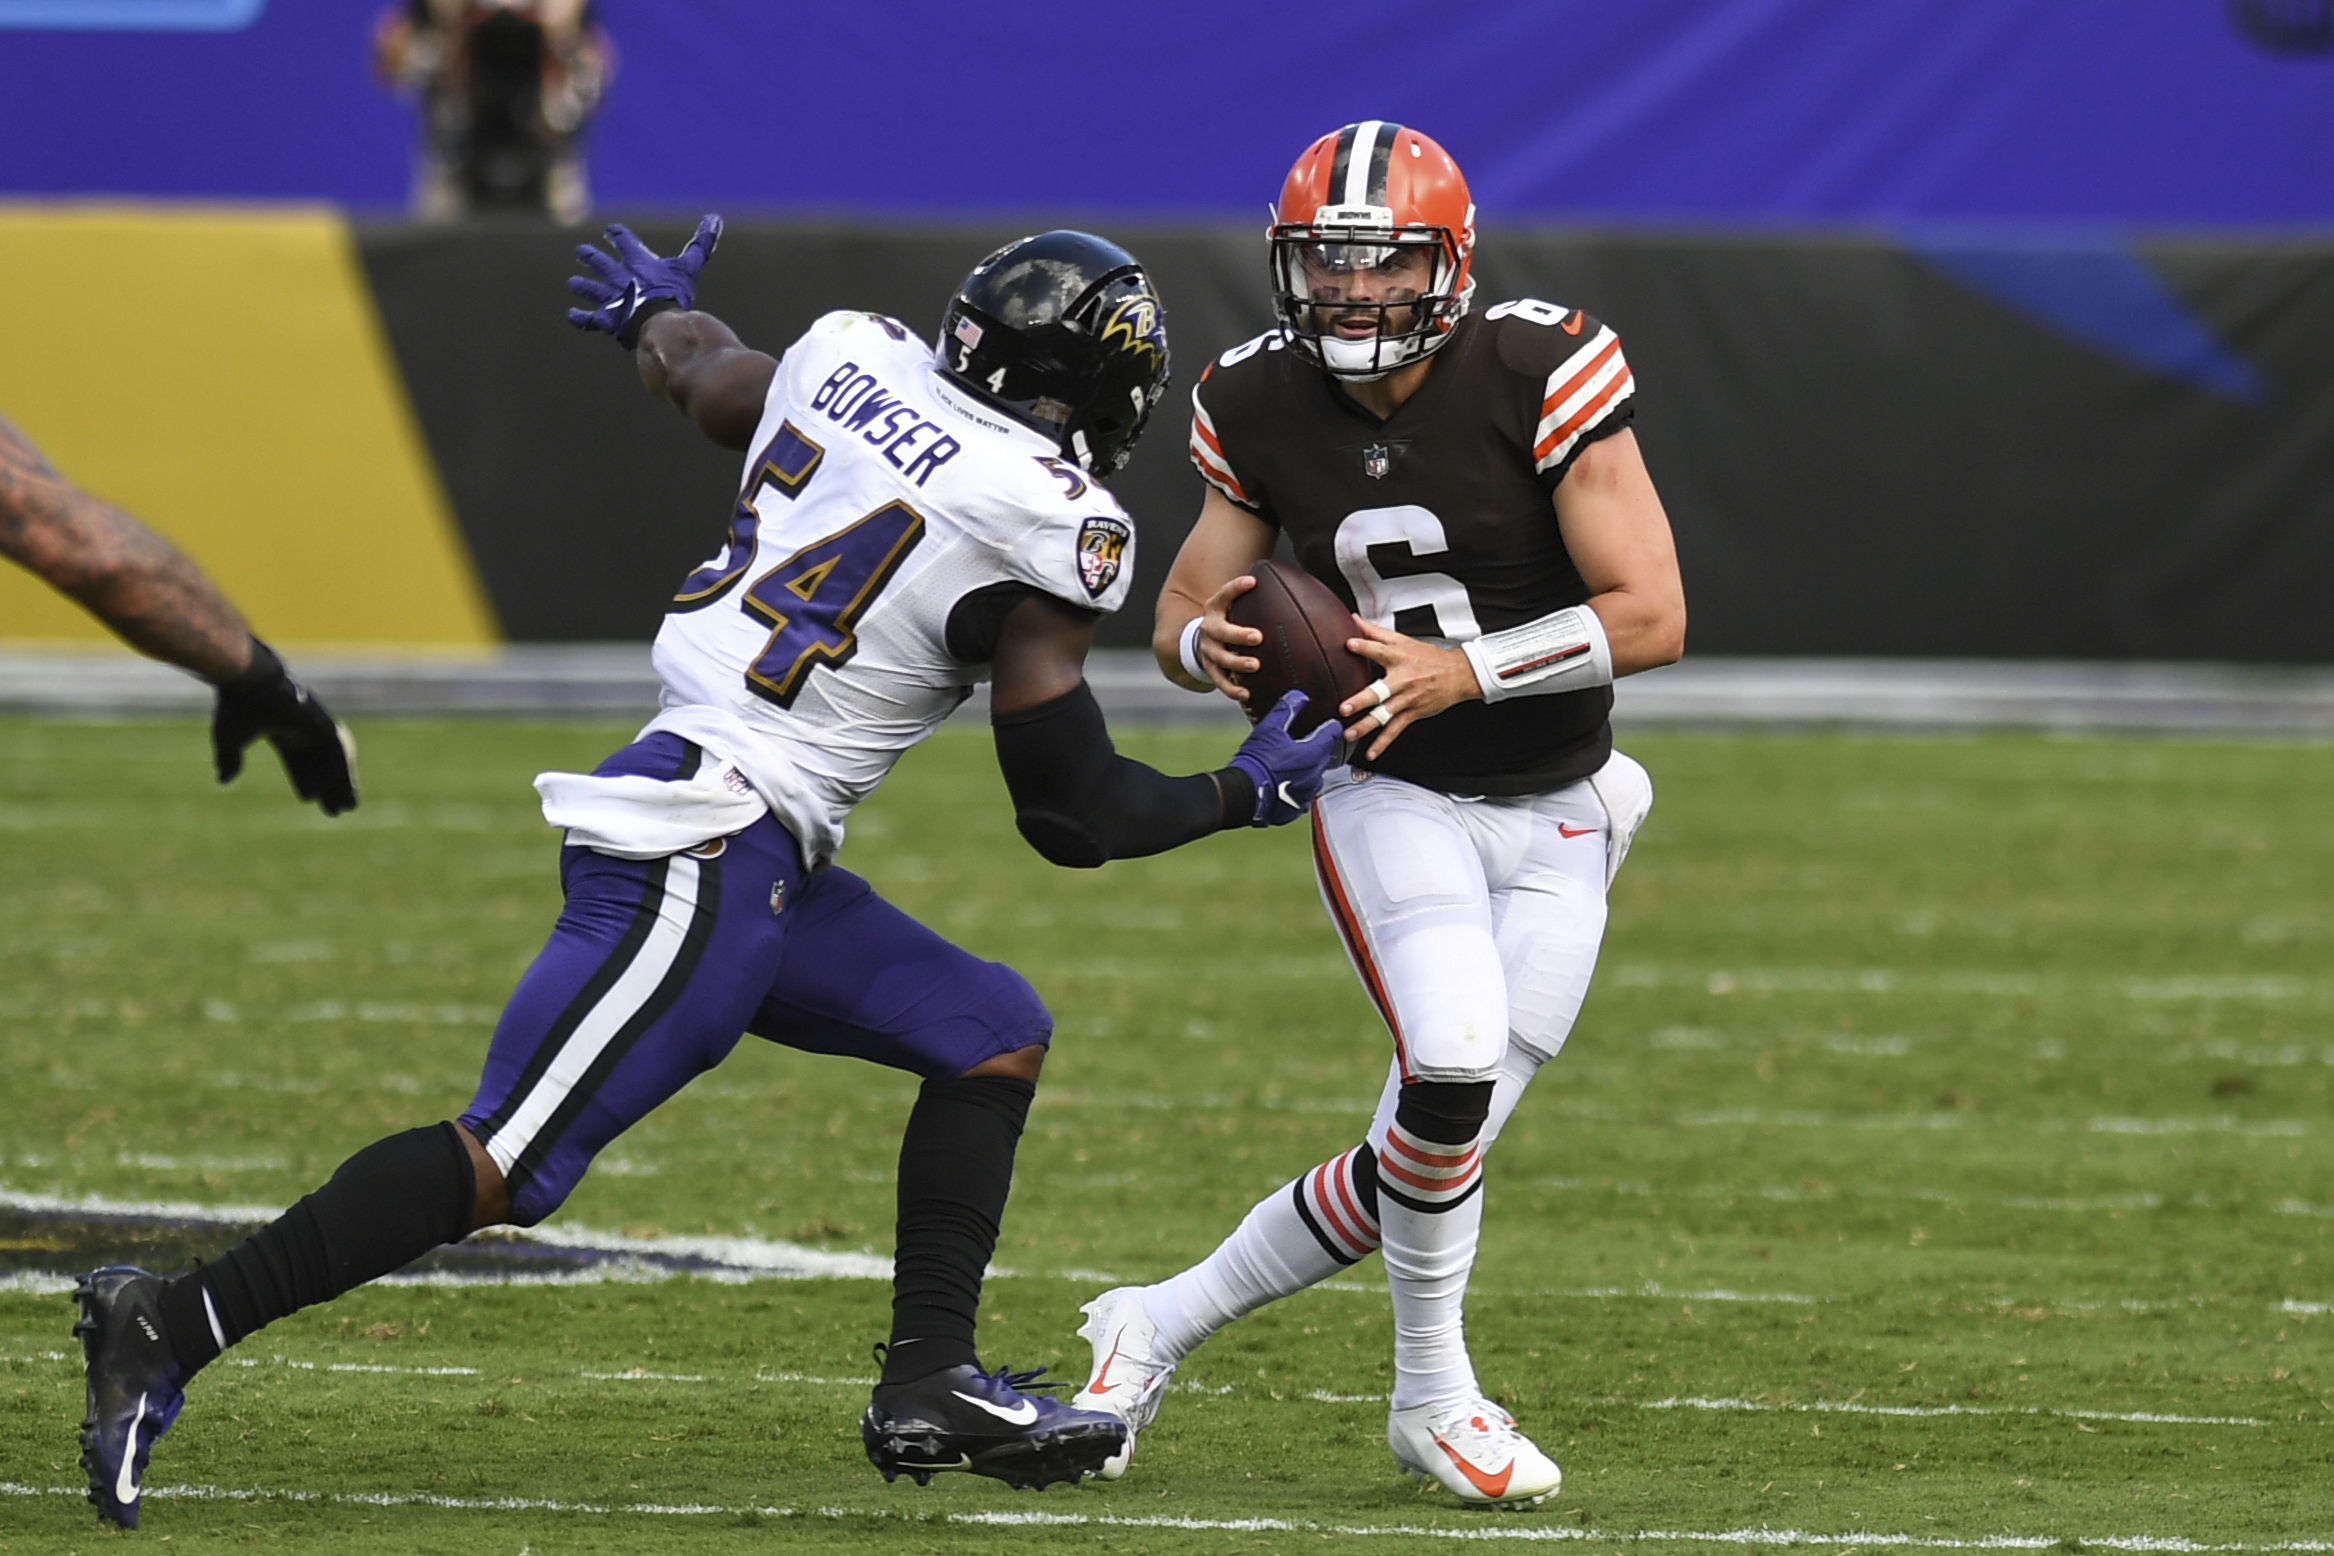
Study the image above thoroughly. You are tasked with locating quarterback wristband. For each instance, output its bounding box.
[1462,605,1613,703]
[1176,616,1209,685]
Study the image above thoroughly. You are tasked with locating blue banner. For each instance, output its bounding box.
[2,0,2330,225]
[0,0,263,27]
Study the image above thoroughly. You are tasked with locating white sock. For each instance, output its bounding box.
[1142,1146,1377,1359]
[1377,1115,1487,1412]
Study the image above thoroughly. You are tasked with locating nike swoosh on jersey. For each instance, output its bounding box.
[952,1390,1039,1425]
[1558,823,1597,838]
[117,1393,147,1503]
[1561,310,1585,335]
[1436,1433,1514,1498]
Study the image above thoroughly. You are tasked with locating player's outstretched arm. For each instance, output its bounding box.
[566,215,776,451]
[1,415,254,681]
[635,311,777,452]
[0,415,359,813]
[991,592,1340,867]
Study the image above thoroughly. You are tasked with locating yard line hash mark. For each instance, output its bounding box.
[4,1480,2332,1547]
[1645,1396,2272,1428]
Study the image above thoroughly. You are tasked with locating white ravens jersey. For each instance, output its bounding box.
[540,310,1136,867]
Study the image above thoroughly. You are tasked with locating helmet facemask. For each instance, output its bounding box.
[1269,217,1474,381]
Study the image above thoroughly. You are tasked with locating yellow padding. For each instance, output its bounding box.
[0,204,498,650]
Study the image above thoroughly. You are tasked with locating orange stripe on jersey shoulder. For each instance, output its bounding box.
[1534,368,1634,463]
[1540,336,1622,417]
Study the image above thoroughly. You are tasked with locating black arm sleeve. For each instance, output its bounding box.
[992,682,1257,868]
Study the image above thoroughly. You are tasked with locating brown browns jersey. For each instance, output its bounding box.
[1189,300,1637,796]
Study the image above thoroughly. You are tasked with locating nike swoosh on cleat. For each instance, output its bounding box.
[116,1393,147,1504]
[951,1391,1039,1425]
[1086,1339,1125,1397]
[1435,1434,1513,1499]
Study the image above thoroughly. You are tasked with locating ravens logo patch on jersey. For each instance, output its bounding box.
[1076,515,1133,598]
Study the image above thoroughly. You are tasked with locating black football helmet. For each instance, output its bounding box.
[937,230,1170,476]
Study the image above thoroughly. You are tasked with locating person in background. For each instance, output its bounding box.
[0,413,358,814]
[373,0,613,223]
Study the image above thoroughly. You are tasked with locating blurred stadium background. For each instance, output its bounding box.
[5,6,2334,1549]
[6,0,2334,720]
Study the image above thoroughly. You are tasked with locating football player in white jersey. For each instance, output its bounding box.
[69,220,1343,1529]
[1073,124,1687,1505]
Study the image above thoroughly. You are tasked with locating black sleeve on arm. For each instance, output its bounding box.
[993,682,1256,868]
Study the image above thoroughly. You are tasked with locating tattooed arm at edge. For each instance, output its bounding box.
[0,415,255,683]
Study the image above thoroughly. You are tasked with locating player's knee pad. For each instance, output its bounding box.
[1376,1080,1493,1215]
[1395,1079,1495,1143]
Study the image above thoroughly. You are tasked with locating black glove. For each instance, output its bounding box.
[212,640,359,815]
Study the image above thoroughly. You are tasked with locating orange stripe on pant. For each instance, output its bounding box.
[1310,804,1410,1083]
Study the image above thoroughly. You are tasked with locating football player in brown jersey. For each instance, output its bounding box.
[1073,122,1686,1505]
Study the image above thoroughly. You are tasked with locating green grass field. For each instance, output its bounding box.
[2,715,2330,1552]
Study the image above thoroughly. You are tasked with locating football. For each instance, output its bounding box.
[1226,559,1377,737]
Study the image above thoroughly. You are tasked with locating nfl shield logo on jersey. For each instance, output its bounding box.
[1076,515,1133,598]
[1363,442,1391,480]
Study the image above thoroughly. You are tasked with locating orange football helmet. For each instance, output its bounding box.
[1268,122,1477,379]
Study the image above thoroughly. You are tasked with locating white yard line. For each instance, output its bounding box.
[3,1344,2286,1430]
[1643,1396,2269,1428]
[1,1479,2328,1548]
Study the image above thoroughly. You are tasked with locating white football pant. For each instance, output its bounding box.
[1140,750,1652,1409]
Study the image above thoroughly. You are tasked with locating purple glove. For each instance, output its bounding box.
[566,214,724,348]
[1227,690,1344,826]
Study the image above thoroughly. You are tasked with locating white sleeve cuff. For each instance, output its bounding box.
[1462,604,1613,703]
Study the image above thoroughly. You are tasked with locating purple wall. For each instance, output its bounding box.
[4,0,2333,225]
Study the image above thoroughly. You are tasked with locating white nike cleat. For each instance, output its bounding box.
[1387,1397,1562,1507]
[1073,1287,1179,1478]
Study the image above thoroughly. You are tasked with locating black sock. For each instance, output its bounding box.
[878,1074,1035,1389]
[1394,1078,1495,1144]
[158,1122,476,1376]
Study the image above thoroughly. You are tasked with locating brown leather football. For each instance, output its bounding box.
[1226,559,1376,737]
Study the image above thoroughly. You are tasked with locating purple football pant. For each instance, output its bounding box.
[461,735,1049,1226]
